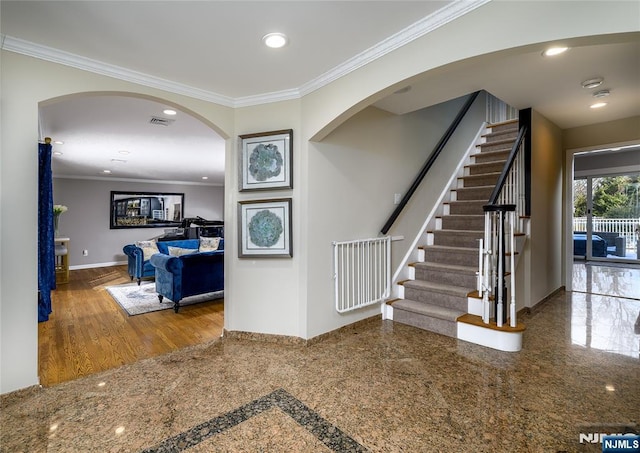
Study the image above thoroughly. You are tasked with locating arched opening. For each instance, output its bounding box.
[38,91,227,385]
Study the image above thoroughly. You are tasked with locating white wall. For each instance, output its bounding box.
[53,178,224,267]
[304,94,486,338]
[0,50,233,394]
[564,116,640,152]
[575,149,640,176]
[525,111,564,307]
[2,1,638,394]
[225,101,304,338]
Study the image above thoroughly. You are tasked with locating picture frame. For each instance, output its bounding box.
[239,129,292,191]
[238,198,292,258]
[109,191,184,229]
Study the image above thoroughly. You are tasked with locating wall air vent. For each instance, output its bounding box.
[149,116,175,126]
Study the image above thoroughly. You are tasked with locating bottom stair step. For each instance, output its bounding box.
[392,299,465,338]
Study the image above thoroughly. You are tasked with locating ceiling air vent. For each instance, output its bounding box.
[149,116,175,126]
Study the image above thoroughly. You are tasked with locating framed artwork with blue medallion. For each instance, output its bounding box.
[238,198,292,258]
[239,129,292,191]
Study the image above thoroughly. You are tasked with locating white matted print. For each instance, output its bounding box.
[239,129,292,191]
[238,198,292,258]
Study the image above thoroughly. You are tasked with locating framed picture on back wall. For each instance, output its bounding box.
[238,198,292,258]
[239,129,292,191]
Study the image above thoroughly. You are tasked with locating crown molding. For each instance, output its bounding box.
[298,0,491,96]
[1,0,489,107]
[233,88,302,108]
[1,35,235,107]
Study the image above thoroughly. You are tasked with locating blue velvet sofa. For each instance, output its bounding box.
[149,240,224,313]
[123,238,219,285]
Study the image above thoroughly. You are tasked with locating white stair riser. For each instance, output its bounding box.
[457,322,522,352]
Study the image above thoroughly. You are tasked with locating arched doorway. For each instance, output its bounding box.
[38,92,227,385]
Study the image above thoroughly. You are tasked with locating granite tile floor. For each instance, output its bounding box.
[2,263,639,452]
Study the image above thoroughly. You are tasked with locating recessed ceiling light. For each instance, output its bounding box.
[118,150,130,155]
[581,77,604,89]
[542,46,569,57]
[54,140,64,145]
[201,176,208,180]
[53,151,63,156]
[262,32,288,48]
[110,159,127,163]
[102,169,112,174]
[590,102,608,109]
[163,109,177,116]
[592,89,610,98]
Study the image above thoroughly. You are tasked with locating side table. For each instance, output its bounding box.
[54,237,70,284]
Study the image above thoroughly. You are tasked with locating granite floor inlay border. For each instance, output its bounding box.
[141,388,367,452]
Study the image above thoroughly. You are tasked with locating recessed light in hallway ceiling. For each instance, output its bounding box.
[542,46,569,57]
[262,32,288,49]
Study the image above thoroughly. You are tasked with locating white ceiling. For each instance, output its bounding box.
[2,1,639,185]
[38,95,226,183]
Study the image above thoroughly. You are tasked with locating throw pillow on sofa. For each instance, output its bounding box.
[168,246,199,257]
[199,237,221,252]
[136,240,159,261]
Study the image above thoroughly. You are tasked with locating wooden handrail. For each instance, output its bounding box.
[380,90,480,235]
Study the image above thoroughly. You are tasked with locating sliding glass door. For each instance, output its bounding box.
[573,173,640,263]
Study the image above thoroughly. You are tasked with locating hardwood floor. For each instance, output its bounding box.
[38,266,224,386]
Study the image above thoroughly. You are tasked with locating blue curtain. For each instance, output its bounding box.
[38,142,55,322]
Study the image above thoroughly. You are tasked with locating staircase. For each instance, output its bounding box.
[390,120,521,340]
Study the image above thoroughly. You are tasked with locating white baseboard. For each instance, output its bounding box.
[69,260,127,270]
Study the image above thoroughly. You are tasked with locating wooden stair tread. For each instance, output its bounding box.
[462,171,502,178]
[464,160,507,168]
[435,229,484,234]
[419,244,477,252]
[471,148,510,156]
[402,279,472,296]
[457,313,525,332]
[455,184,495,190]
[488,119,519,128]
[413,261,477,273]
[393,299,465,321]
[476,138,516,147]
[481,131,517,139]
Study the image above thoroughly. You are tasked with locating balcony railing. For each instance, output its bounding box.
[573,217,639,250]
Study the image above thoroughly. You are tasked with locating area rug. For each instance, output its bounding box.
[106,281,223,316]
